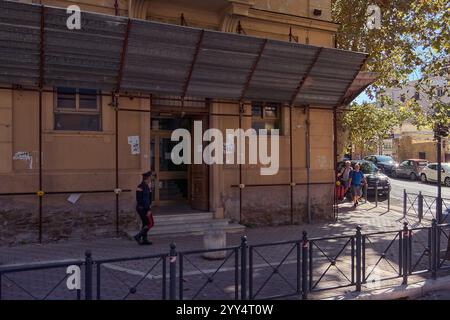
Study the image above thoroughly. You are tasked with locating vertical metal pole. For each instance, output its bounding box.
[402,222,409,285]
[296,241,300,296]
[333,109,338,219]
[96,264,101,300]
[403,189,407,218]
[387,187,391,211]
[306,107,311,223]
[290,105,294,224]
[239,103,243,223]
[375,181,378,207]
[248,246,253,300]
[436,135,443,223]
[431,219,437,279]
[301,231,308,300]
[418,191,423,222]
[38,5,45,244]
[114,95,119,236]
[235,248,239,300]
[169,243,177,300]
[355,226,362,292]
[84,251,93,300]
[240,236,247,300]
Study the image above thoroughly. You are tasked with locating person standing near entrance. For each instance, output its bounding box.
[348,163,366,208]
[134,171,154,245]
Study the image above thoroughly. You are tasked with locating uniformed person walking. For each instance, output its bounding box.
[134,171,154,245]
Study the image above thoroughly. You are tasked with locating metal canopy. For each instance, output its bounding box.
[0,1,369,107]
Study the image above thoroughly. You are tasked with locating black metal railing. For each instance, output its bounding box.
[2,222,450,300]
[403,190,450,223]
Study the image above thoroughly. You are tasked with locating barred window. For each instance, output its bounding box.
[54,88,101,131]
[251,101,281,134]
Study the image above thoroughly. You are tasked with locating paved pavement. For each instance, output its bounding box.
[1,200,449,300]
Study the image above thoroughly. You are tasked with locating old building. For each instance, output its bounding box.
[0,0,370,244]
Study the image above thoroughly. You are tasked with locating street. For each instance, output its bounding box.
[387,177,450,206]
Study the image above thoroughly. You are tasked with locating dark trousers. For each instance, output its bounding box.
[136,208,150,240]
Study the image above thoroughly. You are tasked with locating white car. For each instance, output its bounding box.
[420,163,450,187]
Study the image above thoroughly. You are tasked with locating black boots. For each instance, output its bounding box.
[134,227,152,245]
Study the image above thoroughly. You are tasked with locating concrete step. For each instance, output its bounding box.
[125,213,245,239]
[152,212,214,225]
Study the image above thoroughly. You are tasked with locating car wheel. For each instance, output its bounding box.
[421,174,427,183]
[410,172,417,181]
[445,177,450,187]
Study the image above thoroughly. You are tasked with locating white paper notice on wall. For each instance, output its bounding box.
[67,193,82,204]
[128,136,140,155]
[13,151,33,169]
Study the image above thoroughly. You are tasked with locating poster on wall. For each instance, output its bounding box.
[128,136,140,155]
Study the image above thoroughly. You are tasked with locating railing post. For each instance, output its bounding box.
[418,191,423,222]
[84,250,93,300]
[169,242,177,300]
[240,236,247,300]
[402,222,409,285]
[375,181,378,207]
[403,189,407,218]
[387,187,391,211]
[355,226,362,292]
[301,231,309,300]
[431,219,437,279]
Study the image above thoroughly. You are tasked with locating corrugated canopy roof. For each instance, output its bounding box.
[0,1,370,107]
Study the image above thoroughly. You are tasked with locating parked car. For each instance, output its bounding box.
[337,160,391,198]
[420,163,450,187]
[364,155,399,176]
[392,159,428,181]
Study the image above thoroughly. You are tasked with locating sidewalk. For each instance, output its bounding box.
[0,200,445,300]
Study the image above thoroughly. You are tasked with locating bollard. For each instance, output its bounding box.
[431,219,437,279]
[418,192,424,222]
[240,236,248,300]
[364,184,368,203]
[355,226,362,292]
[301,231,309,300]
[169,242,177,300]
[375,181,379,207]
[84,250,93,300]
[402,222,409,285]
[403,189,407,218]
[387,187,391,211]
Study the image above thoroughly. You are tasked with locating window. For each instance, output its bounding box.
[414,91,420,100]
[54,87,101,131]
[418,152,426,160]
[437,87,444,97]
[400,94,406,102]
[251,101,281,134]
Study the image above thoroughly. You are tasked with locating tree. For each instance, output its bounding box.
[342,102,410,158]
[333,0,449,129]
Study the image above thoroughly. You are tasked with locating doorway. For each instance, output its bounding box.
[150,115,209,214]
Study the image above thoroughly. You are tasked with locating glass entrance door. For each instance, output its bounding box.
[150,117,190,207]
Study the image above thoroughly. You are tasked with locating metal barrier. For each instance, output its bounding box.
[94,253,167,300]
[178,243,240,300]
[0,258,84,300]
[2,223,450,300]
[309,234,355,292]
[403,190,450,223]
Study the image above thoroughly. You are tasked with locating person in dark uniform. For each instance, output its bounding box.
[134,171,153,245]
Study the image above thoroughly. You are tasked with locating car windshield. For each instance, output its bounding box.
[443,164,450,171]
[355,162,378,174]
[377,156,394,162]
[417,161,428,167]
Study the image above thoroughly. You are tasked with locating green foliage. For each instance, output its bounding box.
[332,0,449,132]
[342,102,410,155]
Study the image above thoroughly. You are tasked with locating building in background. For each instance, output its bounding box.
[0,0,371,245]
[378,73,449,162]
